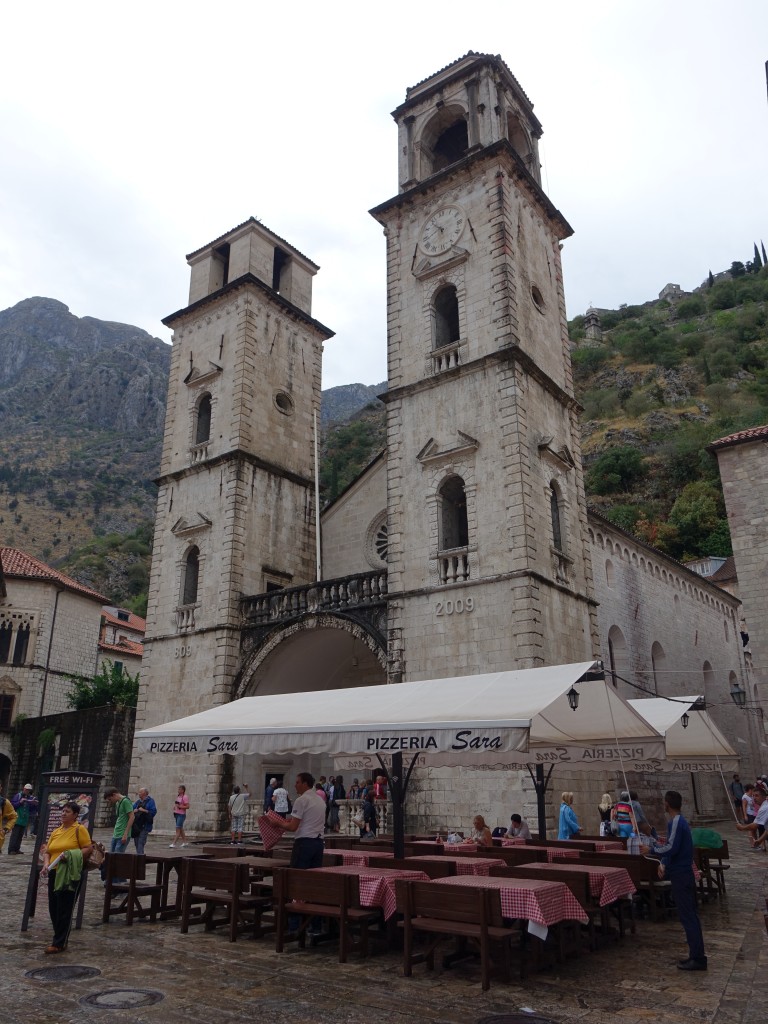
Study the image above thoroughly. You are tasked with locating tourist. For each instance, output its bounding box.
[271,780,290,818]
[742,783,756,824]
[8,784,37,854]
[263,777,277,813]
[651,790,707,971]
[103,787,134,858]
[131,787,157,855]
[228,783,250,845]
[360,791,378,840]
[558,792,581,840]
[273,773,327,935]
[729,774,745,822]
[171,784,189,848]
[736,787,768,848]
[508,813,532,840]
[610,791,635,838]
[0,786,18,854]
[328,774,345,833]
[40,801,93,953]
[598,792,613,836]
[464,814,493,846]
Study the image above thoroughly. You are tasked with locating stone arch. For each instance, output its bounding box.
[236,614,387,701]
[418,104,469,176]
[605,558,615,588]
[607,625,629,688]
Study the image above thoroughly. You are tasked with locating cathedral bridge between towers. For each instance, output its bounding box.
[235,570,389,699]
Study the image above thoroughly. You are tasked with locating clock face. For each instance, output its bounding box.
[419,205,465,256]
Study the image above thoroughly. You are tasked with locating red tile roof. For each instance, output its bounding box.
[101,609,146,633]
[708,425,768,451]
[99,639,144,657]
[705,555,737,584]
[0,548,107,602]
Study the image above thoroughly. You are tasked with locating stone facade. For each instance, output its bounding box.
[0,549,107,790]
[130,55,755,837]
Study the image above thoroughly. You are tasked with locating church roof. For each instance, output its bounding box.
[0,548,107,602]
[708,424,768,451]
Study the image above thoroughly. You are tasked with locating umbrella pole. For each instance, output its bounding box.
[529,763,554,840]
[379,752,417,859]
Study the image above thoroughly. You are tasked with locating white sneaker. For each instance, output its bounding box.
[169,843,176,848]
[181,843,189,848]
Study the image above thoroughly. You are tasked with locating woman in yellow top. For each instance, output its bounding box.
[40,801,92,954]
[0,791,18,852]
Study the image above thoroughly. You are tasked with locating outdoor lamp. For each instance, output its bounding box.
[567,686,580,711]
[730,683,747,708]
[680,711,689,729]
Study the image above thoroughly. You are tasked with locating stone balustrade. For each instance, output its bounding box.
[242,570,388,625]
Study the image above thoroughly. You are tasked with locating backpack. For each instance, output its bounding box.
[613,801,633,824]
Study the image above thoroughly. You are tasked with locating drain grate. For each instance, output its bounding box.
[477,1017,558,1024]
[80,989,165,1009]
[24,965,102,982]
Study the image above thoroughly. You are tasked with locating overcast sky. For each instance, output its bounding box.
[1,2,766,388]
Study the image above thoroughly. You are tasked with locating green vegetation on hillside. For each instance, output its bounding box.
[320,405,387,505]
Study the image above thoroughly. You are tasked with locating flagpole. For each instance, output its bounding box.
[314,409,321,581]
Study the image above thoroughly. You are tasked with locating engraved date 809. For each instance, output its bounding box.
[435,597,474,616]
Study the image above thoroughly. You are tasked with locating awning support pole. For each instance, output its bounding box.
[527,763,554,840]
[378,751,418,859]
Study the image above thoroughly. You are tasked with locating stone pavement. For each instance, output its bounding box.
[1,824,767,1024]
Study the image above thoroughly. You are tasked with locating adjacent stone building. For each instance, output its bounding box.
[130,53,759,836]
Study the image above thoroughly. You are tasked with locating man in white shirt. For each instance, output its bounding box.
[508,813,532,840]
[271,782,290,818]
[737,787,768,849]
[228,783,250,845]
[273,772,326,868]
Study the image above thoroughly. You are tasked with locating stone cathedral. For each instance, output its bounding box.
[130,54,756,834]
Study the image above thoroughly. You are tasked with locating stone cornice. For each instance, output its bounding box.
[381,346,581,413]
[162,273,335,339]
[386,568,598,608]
[369,139,571,239]
[155,448,313,489]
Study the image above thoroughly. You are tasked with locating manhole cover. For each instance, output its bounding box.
[80,989,165,1009]
[25,965,102,982]
[477,1017,558,1024]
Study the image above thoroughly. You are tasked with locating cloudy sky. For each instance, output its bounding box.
[1,2,765,388]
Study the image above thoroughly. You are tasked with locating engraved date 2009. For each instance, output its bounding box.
[435,596,474,616]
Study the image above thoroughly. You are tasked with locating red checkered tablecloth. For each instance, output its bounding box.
[514,862,636,906]
[435,874,589,926]
[501,837,527,846]
[340,850,394,867]
[408,855,506,877]
[313,865,429,919]
[546,847,581,862]
[257,811,287,851]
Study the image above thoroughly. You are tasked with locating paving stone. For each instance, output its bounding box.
[1,826,767,1024]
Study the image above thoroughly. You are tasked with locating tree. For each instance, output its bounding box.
[585,446,647,495]
[707,270,714,289]
[762,241,767,266]
[730,261,746,278]
[754,243,763,270]
[664,481,731,560]
[66,660,140,711]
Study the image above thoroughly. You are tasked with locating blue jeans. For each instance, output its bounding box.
[133,830,150,855]
[101,836,129,883]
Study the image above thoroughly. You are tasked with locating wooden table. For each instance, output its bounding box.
[144,849,214,918]
[434,874,589,928]
[513,861,636,906]
[311,865,430,920]
[340,850,395,867]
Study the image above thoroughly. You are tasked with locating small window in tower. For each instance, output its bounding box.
[274,392,294,416]
[195,394,212,444]
[432,119,469,173]
[433,286,460,348]
[439,476,469,551]
[550,482,564,553]
[0,693,14,729]
[272,247,290,293]
[213,242,230,289]
[182,546,200,606]
[531,285,545,314]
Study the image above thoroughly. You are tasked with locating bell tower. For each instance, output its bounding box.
[370,53,599,682]
[130,217,333,825]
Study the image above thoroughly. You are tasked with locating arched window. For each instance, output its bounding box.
[182,546,200,606]
[433,286,460,348]
[439,476,468,551]
[12,624,30,666]
[651,641,666,695]
[605,559,615,588]
[432,119,468,173]
[703,661,714,690]
[550,482,564,553]
[608,625,629,688]
[195,394,212,445]
[0,621,11,664]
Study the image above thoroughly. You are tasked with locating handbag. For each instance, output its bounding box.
[352,810,365,828]
[83,841,106,870]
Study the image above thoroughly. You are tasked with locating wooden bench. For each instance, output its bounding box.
[577,852,672,921]
[273,868,381,961]
[369,856,457,878]
[395,879,522,990]
[475,846,548,865]
[102,853,163,926]
[180,859,274,942]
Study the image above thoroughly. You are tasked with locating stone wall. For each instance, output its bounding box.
[11,705,136,827]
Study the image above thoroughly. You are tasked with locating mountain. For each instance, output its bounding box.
[321,381,386,426]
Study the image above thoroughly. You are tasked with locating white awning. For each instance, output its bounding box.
[136,660,665,767]
[628,696,739,772]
